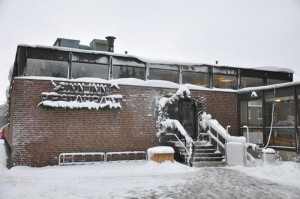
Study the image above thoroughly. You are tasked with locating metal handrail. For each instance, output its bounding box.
[59,152,106,166]
[106,151,147,162]
[165,133,194,165]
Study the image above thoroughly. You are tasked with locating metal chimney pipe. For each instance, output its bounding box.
[105,36,116,52]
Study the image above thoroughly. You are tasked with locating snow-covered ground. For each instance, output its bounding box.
[1,139,300,198]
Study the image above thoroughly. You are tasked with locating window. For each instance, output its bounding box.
[182,71,209,87]
[26,58,68,78]
[213,74,237,89]
[112,57,146,80]
[267,79,288,85]
[113,66,145,79]
[248,110,251,119]
[241,77,264,88]
[72,62,108,79]
[257,110,262,120]
[265,95,295,147]
[149,64,179,83]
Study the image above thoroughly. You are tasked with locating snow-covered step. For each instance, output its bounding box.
[193,156,224,162]
[192,161,226,167]
[193,153,223,158]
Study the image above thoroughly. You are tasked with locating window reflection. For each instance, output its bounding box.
[113,66,145,79]
[72,62,108,79]
[213,74,237,89]
[149,69,178,83]
[267,79,288,85]
[241,77,264,88]
[26,58,68,78]
[182,72,209,87]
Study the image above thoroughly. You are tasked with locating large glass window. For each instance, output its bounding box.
[240,99,263,144]
[113,66,145,79]
[26,58,68,78]
[149,69,179,83]
[267,79,288,85]
[182,72,209,87]
[241,77,264,88]
[71,62,108,79]
[213,74,237,89]
[265,95,296,147]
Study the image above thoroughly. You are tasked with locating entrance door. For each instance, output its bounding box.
[168,98,197,140]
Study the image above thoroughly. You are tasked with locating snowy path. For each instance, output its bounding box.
[1,139,300,198]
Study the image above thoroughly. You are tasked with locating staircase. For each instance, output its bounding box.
[166,140,226,167]
[192,141,226,167]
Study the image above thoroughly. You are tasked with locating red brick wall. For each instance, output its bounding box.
[9,78,237,166]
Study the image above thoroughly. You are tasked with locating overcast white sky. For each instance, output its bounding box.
[0,0,300,104]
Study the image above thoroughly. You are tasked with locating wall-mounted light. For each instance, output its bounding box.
[219,77,234,83]
[275,98,281,103]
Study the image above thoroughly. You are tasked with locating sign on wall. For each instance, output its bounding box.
[38,80,123,110]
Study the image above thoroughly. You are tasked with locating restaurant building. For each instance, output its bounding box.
[4,37,299,167]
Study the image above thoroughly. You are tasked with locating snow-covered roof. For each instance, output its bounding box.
[18,44,294,74]
[15,76,237,93]
[238,80,300,93]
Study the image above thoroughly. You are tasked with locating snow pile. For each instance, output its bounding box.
[229,161,300,189]
[0,161,196,199]
[147,146,175,160]
[147,146,175,154]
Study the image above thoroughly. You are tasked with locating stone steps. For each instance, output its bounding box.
[166,140,226,167]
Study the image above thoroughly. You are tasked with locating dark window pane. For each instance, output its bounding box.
[71,62,108,79]
[248,100,263,126]
[242,128,263,145]
[267,79,288,85]
[213,74,237,89]
[149,68,178,83]
[26,58,68,78]
[113,66,145,79]
[267,128,296,147]
[182,72,209,87]
[241,77,264,88]
[265,96,294,127]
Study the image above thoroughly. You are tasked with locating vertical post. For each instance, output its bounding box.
[243,125,249,143]
[108,56,113,80]
[209,126,212,144]
[145,63,150,80]
[216,132,219,152]
[179,65,182,84]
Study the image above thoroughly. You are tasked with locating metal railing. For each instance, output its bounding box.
[165,133,194,166]
[58,151,147,166]
[59,152,106,166]
[106,151,147,162]
[201,112,256,164]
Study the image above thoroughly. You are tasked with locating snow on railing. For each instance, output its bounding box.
[201,112,256,164]
[156,85,194,164]
[59,151,147,165]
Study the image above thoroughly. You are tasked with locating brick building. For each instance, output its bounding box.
[4,37,299,167]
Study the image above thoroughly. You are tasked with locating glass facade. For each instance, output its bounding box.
[240,99,263,144]
[113,66,145,79]
[267,79,288,85]
[213,74,237,89]
[265,96,296,147]
[239,87,299,150]
[240,77,264,88]
[72,62,108,79]
[182,71,209,87]
[149,68,179,83]
[26,58,68,78]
